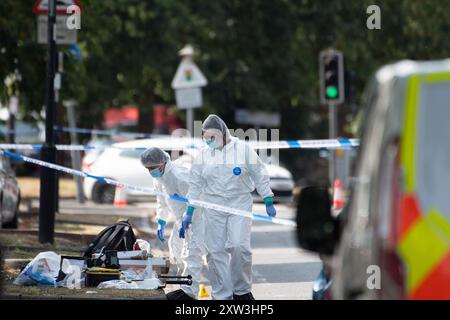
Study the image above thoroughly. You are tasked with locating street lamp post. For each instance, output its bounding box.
[39,0,57,244]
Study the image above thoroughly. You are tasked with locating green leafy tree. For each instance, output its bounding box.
[2,0,450,180]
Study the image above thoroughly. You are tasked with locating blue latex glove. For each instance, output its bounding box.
[157,219,166,242]
[179,206,195,238]
[264,197,277,217]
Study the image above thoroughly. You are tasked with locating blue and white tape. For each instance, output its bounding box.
[54,126,164,139]
[56,127,359,149]
[0,138,359,152]
[247,138,359,149]
[0,128,40,135]
[1,127,164,139]
[1,126,162,138]
[2,126,360,150]
[0,149,297,228]
[0,144,113,151]
[0,144,193,152]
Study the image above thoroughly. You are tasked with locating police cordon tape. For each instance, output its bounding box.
[0,149,297,228]
[54,127,360,149]
[1,125,359,149]
[0,126,164,138]
[0,143,191,151]
[0,128,40,135]
[247,138,359,149]
[54,126,164,139]
[0,138,359,151]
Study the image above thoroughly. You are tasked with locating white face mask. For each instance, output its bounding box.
[149,167,163,178]
[146,163,165,178]
[203,129,223,149]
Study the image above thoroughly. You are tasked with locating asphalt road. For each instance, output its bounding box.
[249,203,322,300]
[45,199,322,300]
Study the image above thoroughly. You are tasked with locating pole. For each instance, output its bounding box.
[39,0,57,244]
[328,103,337,185]
[65,101,85,203]
[7,114,15,143]
[54,51,63,213]
[187,108,194,134]
[7,97,17,144]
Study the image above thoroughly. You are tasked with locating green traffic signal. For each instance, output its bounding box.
[326,85,338,98]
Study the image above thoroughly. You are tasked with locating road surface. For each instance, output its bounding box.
[250,203,322,300]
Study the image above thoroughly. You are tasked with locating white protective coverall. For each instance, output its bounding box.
[187,131,273,300]
[154,159,205,298]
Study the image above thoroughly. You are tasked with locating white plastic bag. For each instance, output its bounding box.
[133,239,151,254]
[122,267,145,281]
[14,251,61,286]
[136,278,162,290]
[97,280,139,289]
[55,258,85,289]
[122,265,154,281]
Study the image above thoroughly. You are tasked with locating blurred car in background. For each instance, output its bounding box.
[82,136,202,203]
[81,137,114,173]
[0,154,20,228]
[83,137,295,204]
[297,59,450,299]
[256,163,294,203]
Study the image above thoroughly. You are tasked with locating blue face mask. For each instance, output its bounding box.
[149,167,163,178]
[205,139,220,149]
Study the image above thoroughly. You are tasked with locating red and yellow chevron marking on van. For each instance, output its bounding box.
[397,73,450,299]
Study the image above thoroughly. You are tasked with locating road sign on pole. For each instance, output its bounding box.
[171,45,207,91]
[33,0,81,45]
[32,0,82,14]
[171,45,207,133]
[175,87,203,110]
[37,15,77,44]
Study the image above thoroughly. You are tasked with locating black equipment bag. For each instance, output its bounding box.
[83,220,137,258]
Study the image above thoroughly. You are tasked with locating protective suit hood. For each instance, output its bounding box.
[202,114,231,141]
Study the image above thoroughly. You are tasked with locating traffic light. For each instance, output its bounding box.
[319,50,345,104]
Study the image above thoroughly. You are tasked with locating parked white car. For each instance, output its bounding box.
[83,137,295,204]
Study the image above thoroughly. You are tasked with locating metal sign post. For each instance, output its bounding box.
[187,108,194,135]
[33,0,82,243]
[38,0,57,244]
[54,51,64,213]
[34,0,82,44]
[328,103,337,184]
[7,96,19,144]
[64,100,85,204]
[4,71,20,144]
